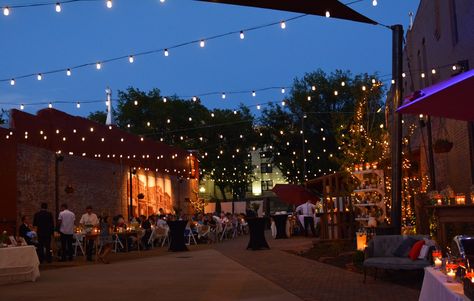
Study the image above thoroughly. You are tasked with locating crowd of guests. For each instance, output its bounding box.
[18,203,252,265]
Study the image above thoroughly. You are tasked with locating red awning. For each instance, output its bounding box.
[199,0,377,25]
[271,184,319,206]
[397,69,474,121]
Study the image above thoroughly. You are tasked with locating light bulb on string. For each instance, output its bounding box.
[3,6,10,16]
[163,97,167,103]
[431,68,437,74]
[76,102,81,109]
[192,96,197,102]
[164,49,169,57]
[281,88,285,94]
[199,40,205,48]
[280,21,286,29]
[221,93,226,99]
[341,81,345,86]
[402,72,406,78]
[252,91,256,97]
[37,73,43,81]
[325,10,330,18]
[96,62,102,70]
[106,0,112,9]
[10,79,15,86]
[20,104,24,110]
[55,3,61,13]
[48,102,53,108]
[239,31,245,39]
[372,0,377,6]
[66,69,72,76]
[128,55,134,63]
[256,105,261,110]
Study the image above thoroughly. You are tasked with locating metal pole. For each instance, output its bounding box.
[390,24,404,235]
[426,116,436,190]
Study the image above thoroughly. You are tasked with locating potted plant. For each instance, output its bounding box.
[433,138,453,153]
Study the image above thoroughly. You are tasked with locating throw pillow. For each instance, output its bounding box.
[393,237,418,257]
[418,245,430,259]
[409,240,425,260]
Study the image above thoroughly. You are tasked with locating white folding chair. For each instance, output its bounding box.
[185,226,197,245]
[113,234,124,252]
[73,233,85,257]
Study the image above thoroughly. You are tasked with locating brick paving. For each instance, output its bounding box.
[212,233,421,301]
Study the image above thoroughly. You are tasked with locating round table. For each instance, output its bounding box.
[246,217,270,250]
[167,220,188,252]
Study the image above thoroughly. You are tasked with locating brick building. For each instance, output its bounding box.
[400,0,474,195]
[0,109,198,233]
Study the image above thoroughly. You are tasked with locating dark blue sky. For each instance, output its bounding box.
[0,0,420,117]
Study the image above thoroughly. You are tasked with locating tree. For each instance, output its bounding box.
[113,87,258,201]
[260,69,385,183]
[0,109,8,126]
[87,110,107,124]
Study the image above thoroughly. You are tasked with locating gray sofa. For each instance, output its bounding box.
[363,235,432,282]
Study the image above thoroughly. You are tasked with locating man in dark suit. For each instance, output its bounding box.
[33,203,55,263]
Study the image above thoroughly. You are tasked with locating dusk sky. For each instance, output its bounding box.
[0,0,420,118]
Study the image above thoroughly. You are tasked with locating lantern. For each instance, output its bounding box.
[456,194,466,205]
[356,231,367,251]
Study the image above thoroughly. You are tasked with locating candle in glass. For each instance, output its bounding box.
[447,269,456,282]
[434,257,442,268]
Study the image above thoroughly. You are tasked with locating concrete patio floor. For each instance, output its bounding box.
[1,233,421,301]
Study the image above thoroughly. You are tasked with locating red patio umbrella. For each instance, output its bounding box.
[271,184,319,206]
[397,69,474,121]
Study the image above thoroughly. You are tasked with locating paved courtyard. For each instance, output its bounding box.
[1,234,421,301]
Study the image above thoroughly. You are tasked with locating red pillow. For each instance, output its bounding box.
[408,240,425,260]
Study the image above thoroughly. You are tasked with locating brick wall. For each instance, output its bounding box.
[16,144,195,226]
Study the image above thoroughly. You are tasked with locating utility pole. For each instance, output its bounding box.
[390,25,404,235]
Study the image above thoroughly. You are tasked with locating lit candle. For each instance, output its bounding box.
[435,258,442,268]
[437,199,442,205]
[456,194,466,205]
[447,269,456,282]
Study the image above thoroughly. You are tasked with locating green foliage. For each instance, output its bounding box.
[259,69,386,183]
[0,109,9,125]
[87,110,107,124]
[114,87,257,201]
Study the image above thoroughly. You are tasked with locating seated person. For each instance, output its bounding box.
[19,215,37,246]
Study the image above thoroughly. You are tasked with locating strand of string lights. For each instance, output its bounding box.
[1,0,132,15]
[0,14,308,85]
[1,0,381,86]
[1,58,466,111]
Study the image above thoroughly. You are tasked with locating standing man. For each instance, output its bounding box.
[296,200,316,237]
[58,204,75,262]
[33,203,55,263]
[79,205,99,261]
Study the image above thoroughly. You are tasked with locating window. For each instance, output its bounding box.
[261,163,273,174]
[261,180,273,191]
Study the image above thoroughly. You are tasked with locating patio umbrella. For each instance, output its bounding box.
[198,0,377,25]
[271,184,319,206]
[397,69,474,121]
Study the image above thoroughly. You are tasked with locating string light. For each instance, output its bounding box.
[431,68,436,74]
[221,93,226,99]
[325,10,330,18]
[239,31,245,40]
[48,102,53,108]
[199,40,205,48]
[20,104,24,110]
[3,6,10,16]
[311,85,316,91]
[164,49,169,57]
[421,72,425,78]
[96,62,102,70]
[280,21,286,29]
[55,2,61,13]
[128,55,134,63]
[281,88,285,94]
[341,81,345,86]
[372,0,378,6]
[37,74,43,81]
[76,102,81,109]
[66,69,72,76]
[10,79,15,86]
[106,0,112,9]
[252,91,256,97]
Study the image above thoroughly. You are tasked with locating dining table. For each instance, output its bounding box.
[419,267,469,301]
[0,245,40,284]
[271,214,289,239]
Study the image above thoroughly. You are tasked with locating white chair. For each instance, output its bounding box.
[185,224,197,245]
[153,226,169,247]
[197,224,211,241]
[113,234,124,252]
[73,233,85,257]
